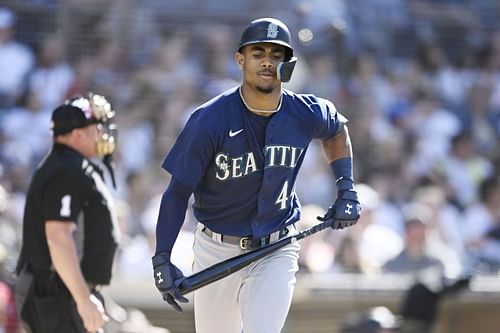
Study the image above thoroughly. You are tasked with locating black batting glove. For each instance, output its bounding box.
[318,177,361,229]
[152,253,190,312]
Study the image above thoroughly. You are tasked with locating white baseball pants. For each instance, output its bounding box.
[192,224,300,333]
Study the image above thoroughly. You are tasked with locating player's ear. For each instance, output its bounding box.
[235,52,244,70]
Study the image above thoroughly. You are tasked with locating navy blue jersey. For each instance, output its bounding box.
[162,87,347,237]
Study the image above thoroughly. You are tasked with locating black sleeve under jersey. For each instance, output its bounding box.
[154,177,194,255]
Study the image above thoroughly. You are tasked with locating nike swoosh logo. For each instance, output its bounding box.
[229,129,244,137]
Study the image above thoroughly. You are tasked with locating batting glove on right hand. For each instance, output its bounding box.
[152,253,190,312]
[318,177,361,229]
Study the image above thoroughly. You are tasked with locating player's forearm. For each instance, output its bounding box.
[321,126,353,163]
[45,221,91,303]
[155,177,193,255]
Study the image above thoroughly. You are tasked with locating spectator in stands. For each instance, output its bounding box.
[382,202,445,275]
[345,52,394,116]
[411,184,465,277]
[295,141,335,208]
[346,0,412,61]
[437,131,494,209]
[198,24,240,97]
[129,31,199,151]
[462,81,498,157]
[0,89,52,164]
[462,175,500,274]
[409,0,480,59]
[28,33,74,110]
[406,88,462,179]
[332,234,362,274]
[305,52,343,104]
[295,204,336,273]
[353,183,403,274]
[0,7,34,107]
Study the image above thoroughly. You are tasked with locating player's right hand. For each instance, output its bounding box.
[152,252,190,312]
[317,177,361,229]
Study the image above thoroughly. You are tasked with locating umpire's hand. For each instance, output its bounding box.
[152,253,190,312]
[318,178,361,229]
[75,294,108,333]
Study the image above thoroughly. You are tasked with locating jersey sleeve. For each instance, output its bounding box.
[42,168,83,223]
[162,113,215,189]
[154,177,193,254]
[312,97,348,139]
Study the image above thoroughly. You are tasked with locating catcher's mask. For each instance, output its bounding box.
[51,93,118,187]
[238,17,297,82]
[51,93,117,157]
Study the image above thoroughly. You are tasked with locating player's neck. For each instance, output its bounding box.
[239,85,282,117]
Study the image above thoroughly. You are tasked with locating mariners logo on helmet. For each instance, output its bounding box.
[267,23,279,38]
[238,18,293,60]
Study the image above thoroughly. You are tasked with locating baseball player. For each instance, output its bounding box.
[152,17,361,333]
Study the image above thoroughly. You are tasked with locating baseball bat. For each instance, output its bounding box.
[179,218,334,295]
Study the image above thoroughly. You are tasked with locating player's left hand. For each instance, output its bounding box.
[318,179,361,229]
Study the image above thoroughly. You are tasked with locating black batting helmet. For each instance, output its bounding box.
[238,17,294,61]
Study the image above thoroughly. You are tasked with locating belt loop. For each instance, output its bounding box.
[269,230,280,242]
[212,231,223,243]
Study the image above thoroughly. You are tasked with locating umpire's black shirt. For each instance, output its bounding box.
[20,143,119,285]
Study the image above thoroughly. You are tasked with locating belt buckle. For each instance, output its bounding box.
[239,237,252,250]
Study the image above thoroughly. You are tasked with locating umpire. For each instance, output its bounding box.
[14,93,120,333]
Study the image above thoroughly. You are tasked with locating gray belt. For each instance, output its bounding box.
[202,225,291,250]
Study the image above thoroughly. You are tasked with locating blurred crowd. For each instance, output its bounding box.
[0,0,500,313]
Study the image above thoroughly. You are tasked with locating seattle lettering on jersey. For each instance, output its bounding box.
[215,145,304,180]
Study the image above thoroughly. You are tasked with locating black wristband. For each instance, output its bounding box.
[330,157,353,180]
[152,252,171,267]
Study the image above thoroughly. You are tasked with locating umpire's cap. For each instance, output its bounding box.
[238,18,293,61]
[51,96,99,136]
